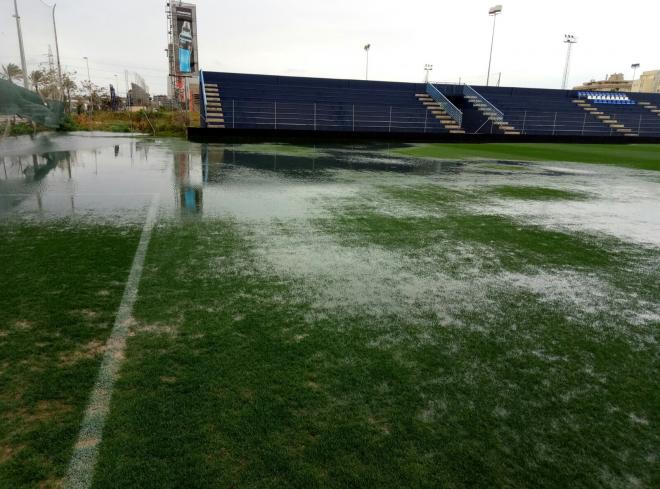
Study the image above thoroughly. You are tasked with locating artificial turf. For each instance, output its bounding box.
[395,143,660,171]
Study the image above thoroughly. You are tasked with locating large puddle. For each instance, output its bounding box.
[2,132,659,247]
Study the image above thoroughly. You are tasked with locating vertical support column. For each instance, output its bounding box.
[582,113,586,136]
[274,101,277,130]
[638,114,643,135]
[522,111,527,134]
[552,112,557,136]
[389,106,392,132]
[424,109,428,133]
[233,99,235,128]
[352,104,355,132]
[314,103,317,131]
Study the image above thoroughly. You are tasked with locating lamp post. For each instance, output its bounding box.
[364,44,371,80]
[424,64,433,83]
[486,5,502,86]
[561,34,577,90]
[83,56,93,114]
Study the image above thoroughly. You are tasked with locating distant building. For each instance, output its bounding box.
[573,73,632,92]
[632,71,660,93]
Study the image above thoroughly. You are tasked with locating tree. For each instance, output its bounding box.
[30,70,46,95]
[62,74,77,112]
[1,63,23,83]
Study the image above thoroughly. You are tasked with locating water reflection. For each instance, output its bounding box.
[1,134,659,246]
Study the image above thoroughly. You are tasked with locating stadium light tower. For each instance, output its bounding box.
[364,44,371,80]
[424,64,433,83]
[12,0,30,90]
[561,34,577,90]
[486,5,502,86]
[631,63,640,82]
[83,56,93,115]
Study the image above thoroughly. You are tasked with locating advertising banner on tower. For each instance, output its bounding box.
[171,3,198,75]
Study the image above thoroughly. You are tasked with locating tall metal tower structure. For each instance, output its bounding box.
[561,34,577,90]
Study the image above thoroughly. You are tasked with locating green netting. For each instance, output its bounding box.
[0,78,64,128]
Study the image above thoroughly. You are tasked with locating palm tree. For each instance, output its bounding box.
[1,63,23,83]
[29,70,45,95]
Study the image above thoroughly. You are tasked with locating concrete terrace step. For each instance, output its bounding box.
[504,131,521,135]
[449,129,466,134]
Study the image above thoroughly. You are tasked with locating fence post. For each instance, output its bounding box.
[552,112,557,136]
[389,106,392,132]
[582,112,586,136]
[274,101,277,130]
[352,105,355,132]
[522,111,527,134]
[314,103,317,131]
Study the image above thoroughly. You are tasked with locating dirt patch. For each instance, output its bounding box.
[13,320,33,331]
[96,289,111,297]
[160,376,177,384]
[58,340,105,366]
[134,322,179,337]
[71,309,99,320]
[0,443,24,463]
[74,438,100,449]
[6,400,73,425]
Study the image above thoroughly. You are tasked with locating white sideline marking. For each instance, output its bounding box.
[63,194,160,489]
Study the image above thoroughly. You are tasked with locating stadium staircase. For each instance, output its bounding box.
[463,86,519,135]
[203,82,225,128]
[571,99,637,137]
[414,93,465,133]
[639,101,660,117]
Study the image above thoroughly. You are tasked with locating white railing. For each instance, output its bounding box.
[426,83,463,126]
[463,85,504,122]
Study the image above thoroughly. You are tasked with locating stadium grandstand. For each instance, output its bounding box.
[192,71,660,141]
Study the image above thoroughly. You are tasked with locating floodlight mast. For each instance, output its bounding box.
[486,5,503,87]
[561,34,577,90]
[631,63,640,83]
[364,44,371,80]
[12,0,30,90]
[424,64,433,83]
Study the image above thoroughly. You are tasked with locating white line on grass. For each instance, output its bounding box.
[63,193,160,489]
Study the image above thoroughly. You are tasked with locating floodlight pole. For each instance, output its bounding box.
[561,34,577,90]
[486,6,502,87]
[84,57,93,115]
[13,0,30,90]
[631,63,640,84]
[424,64,433,83]
[364,44,371,80]
[52,4,64,101]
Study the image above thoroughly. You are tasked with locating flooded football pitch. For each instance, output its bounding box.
[1,133,658,488]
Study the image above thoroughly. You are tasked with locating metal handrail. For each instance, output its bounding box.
[426,83,463,126]
[463,85,504,121]
[200,70,208,127]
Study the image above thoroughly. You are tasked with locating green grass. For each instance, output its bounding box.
[488,185,590,200]
[86,183,659,488]
[395,143,660,171]
[0,221,140,488]
[2,152,658,488]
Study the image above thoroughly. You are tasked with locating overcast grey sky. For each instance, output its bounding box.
[1,0,657,95]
